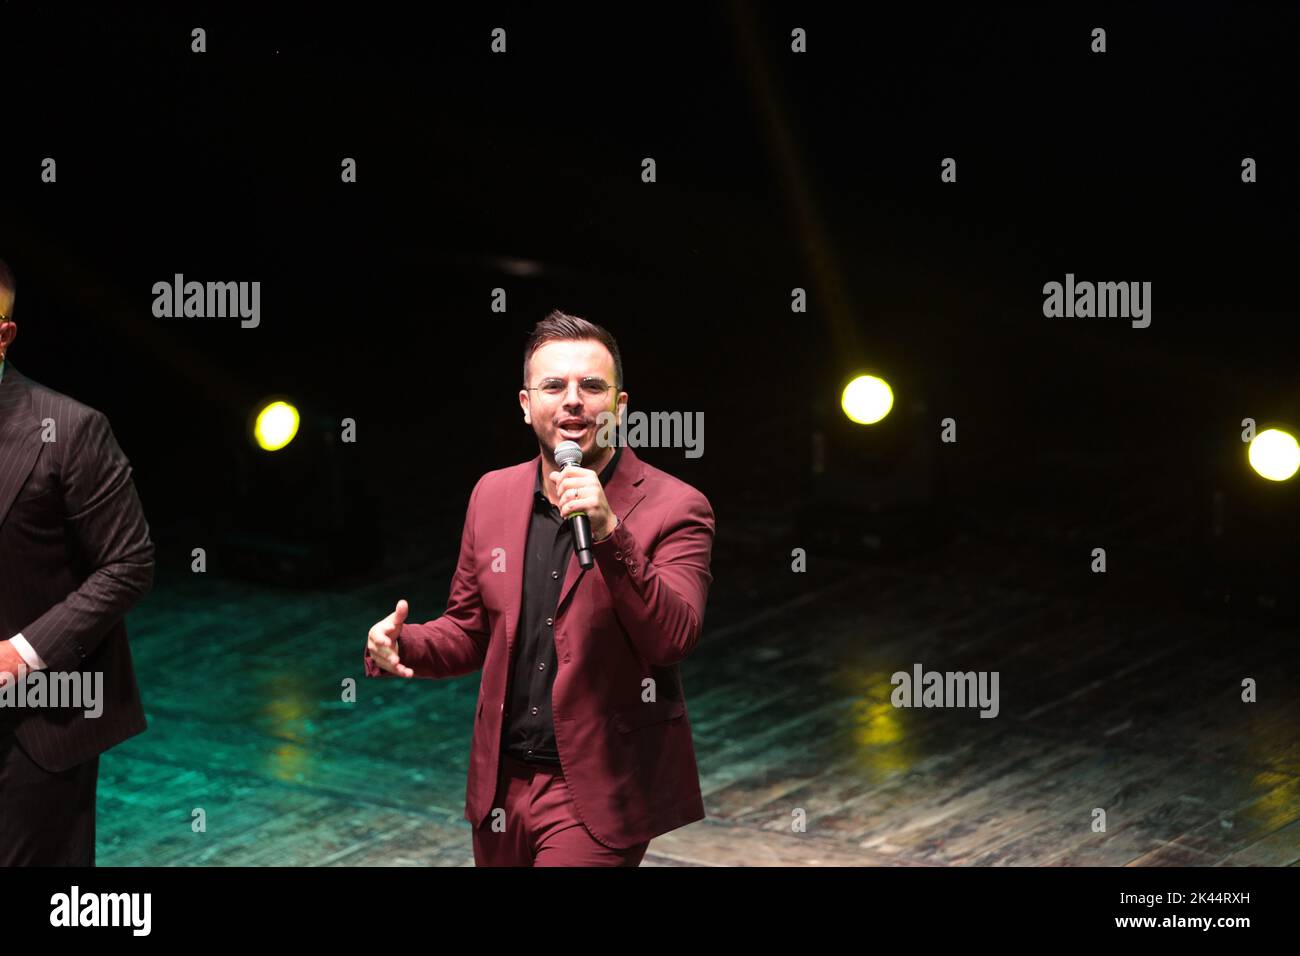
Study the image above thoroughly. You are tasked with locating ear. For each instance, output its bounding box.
[519,389,531,424]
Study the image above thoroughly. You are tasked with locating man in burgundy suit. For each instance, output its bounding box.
[365,310,715,866]
[0,257,154,865]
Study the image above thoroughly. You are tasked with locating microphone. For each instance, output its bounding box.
[554,440,594,569]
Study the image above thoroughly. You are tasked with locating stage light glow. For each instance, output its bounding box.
[253,400,300,452]
[1248,428,1300,482]
[841,375,894,425]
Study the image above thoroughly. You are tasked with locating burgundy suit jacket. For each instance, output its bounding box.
[365,446,715,848]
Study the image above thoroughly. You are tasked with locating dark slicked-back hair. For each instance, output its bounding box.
[522,310,623,389]
[0,258,14,317]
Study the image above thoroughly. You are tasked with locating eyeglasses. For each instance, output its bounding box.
[525,377,618,400]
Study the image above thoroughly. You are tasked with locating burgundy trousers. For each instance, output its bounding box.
[472,753,649,866]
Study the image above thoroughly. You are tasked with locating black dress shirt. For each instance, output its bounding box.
[502,442,622,765]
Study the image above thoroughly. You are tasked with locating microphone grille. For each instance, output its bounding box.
[554,440,583,469]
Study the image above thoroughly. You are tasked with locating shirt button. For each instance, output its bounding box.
[552,570,559,579]
[526,749,533,758]
[531,706,539,715]
[614,551,622,560]
[545,617,553,627]
[537,662,545,671]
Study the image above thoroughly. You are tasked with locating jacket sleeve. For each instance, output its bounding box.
[364,476,491,680]
[592,487,715,667]
[20,409,155,673]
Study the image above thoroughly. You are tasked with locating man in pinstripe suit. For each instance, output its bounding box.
[0,259,154,865]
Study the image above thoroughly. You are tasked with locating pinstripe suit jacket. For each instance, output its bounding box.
[0,362,152,772]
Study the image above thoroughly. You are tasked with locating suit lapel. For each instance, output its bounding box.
[500,457,538,656]
[0,364,43,530]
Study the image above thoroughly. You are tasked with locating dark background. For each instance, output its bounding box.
[2,2,1296,591]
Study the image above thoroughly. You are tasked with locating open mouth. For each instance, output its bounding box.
[558,421,588,440]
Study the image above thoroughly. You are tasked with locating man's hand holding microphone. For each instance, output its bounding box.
[367,442,615,677]
[367,598,415,678]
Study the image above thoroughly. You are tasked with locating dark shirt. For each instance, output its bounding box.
[502,442,622,765]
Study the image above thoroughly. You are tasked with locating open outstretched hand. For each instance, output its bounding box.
[367,599,414,678]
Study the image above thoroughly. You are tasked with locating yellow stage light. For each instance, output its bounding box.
[253,400,300,452]
[1248,428,1300,482]
[841,374,894,425]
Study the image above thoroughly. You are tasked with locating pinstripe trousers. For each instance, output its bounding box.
[0,729,98,866]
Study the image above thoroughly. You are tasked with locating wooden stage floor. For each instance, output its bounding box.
[94,498,1300,867]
